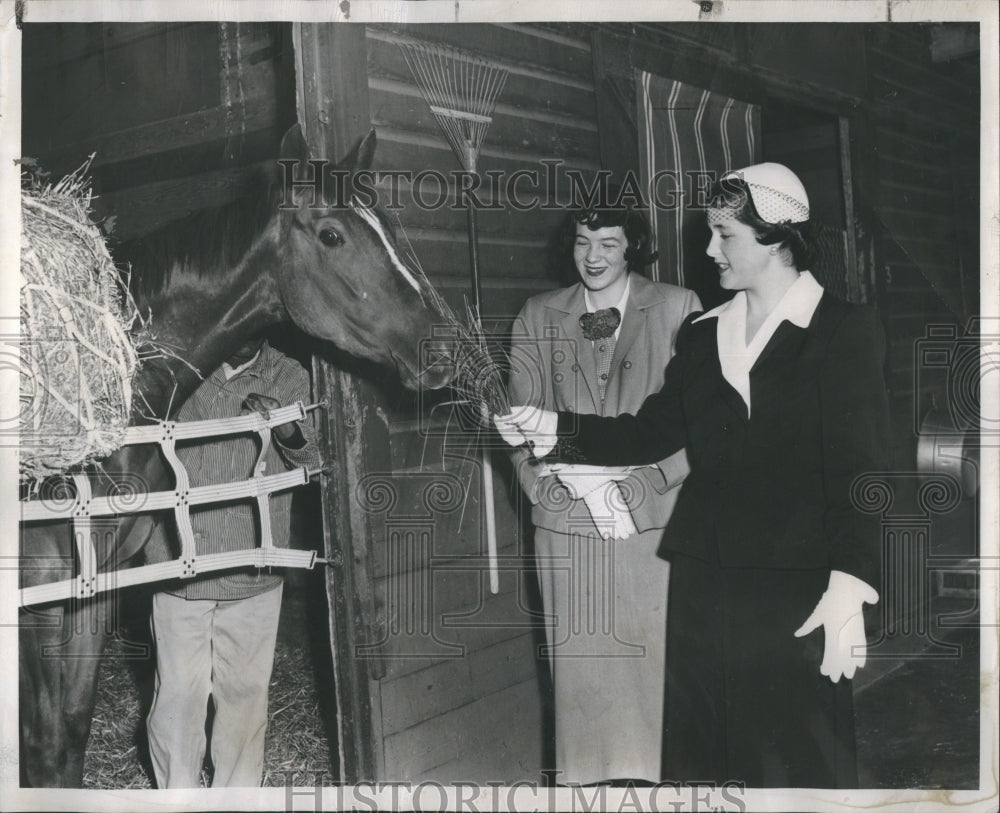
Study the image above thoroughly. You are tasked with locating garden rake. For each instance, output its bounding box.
[399,39,509,594]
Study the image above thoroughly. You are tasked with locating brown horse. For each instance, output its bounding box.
[19,124,453,787]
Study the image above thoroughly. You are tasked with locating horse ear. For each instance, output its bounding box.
[336,129,377,173]
[280,123,312,163]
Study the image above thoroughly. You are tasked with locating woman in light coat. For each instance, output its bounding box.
[509,204,700,784]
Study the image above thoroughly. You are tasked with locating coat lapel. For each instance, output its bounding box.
[608,293,642,387]
[750,286,826,377]
[749,320,805,377]
[700,314,751,423]
[555,289,602,412]
[717,360,751,422]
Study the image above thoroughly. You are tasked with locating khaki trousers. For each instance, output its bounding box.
[147,584,283,787]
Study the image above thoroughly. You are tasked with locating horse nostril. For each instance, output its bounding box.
[419,340,456,388]
[423,339,455,368]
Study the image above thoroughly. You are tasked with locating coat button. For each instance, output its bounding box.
[599,343,608,352]
[552,350,566,364]
[554,372,564,384]
[600,373,608,381]
[623,360,632,369]
[571,363,579,372]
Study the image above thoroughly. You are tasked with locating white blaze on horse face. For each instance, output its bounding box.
[349,201,423,296]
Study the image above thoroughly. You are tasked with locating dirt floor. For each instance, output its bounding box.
[83,576,335,789]
[855,597,982,789]
[81,585,982,790]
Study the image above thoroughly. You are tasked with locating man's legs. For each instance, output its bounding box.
[147,592,215,788]
[208,584,283,787]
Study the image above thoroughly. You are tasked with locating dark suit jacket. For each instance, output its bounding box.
[556,292,890,588]
[509,273,701,536]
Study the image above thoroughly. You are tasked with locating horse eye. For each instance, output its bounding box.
[319,228,343,247]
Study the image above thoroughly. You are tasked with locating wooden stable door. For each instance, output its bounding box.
[295,24,546,784]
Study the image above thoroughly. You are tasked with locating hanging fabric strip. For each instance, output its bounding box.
[637,72,760,289]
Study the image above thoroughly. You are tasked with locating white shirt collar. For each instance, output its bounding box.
[693,270,823,328]
[584,274,631,341]
[222,348,261,381]
[697,271,824,415]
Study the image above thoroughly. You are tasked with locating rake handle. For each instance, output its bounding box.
[467,202,483,319]
[463,186,498,594]
[482,448,499,595]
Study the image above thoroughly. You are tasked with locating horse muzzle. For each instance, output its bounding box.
[396,337,454,390]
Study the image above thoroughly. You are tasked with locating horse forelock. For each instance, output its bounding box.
[348,200,424,297]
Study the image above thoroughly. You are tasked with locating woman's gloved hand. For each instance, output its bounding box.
[493,406,559,457]
[543,464,637,541]
[546,463,631,499]
[794,569,879,683]
[581,483,638,541]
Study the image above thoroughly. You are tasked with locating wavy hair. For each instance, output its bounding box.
[560,205,656,273]
[707,176,815,269]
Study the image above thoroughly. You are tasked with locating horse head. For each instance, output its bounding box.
[272,124,453,390]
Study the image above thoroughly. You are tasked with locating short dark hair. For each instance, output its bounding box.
[707,176,814,269]
[561,206,655,272]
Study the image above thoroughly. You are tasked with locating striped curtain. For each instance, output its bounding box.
[637,73,760,291]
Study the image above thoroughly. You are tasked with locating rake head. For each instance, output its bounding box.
[398,39,510,172]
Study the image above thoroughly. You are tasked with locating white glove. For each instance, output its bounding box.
[582,482,638,541]
[794,570,879,683]
[546,463,632,499]
[493,406,559,457]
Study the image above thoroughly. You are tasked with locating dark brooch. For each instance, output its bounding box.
[579,307,621,341]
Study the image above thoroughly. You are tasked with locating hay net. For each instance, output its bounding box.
[20,158,141,482]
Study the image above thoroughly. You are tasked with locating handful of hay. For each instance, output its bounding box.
[409,258,511,431]
[20,159,141,481]
[441,301,512,429]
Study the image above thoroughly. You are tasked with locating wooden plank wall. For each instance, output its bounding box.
[22,21,980,476]
[865,24,979,466]
[366,23,601,318]
[21,22,294,240]
[360,22,605,781]
[595,23,979,469]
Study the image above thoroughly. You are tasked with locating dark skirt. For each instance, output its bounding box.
[662,554,859,788]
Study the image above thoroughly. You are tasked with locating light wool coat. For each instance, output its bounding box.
[509,273,701,784]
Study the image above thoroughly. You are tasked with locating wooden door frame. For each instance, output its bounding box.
[292,22,385,783]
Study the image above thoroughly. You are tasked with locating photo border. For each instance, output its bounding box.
[1,2,996,811]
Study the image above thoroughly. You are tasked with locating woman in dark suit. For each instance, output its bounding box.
[496,163,891,788]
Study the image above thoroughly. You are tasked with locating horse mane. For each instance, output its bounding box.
[115,166,285,303]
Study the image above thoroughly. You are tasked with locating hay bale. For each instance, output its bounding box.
[20,160,140,481]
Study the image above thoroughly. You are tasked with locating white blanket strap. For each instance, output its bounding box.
[19,402,324,606]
